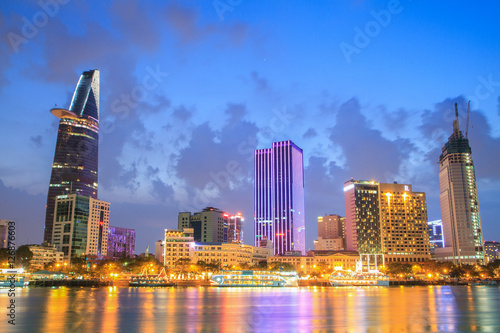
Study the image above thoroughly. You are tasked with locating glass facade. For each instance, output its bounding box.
[52,194,109,263]
[44,70,100,243]
[254,140,305,255]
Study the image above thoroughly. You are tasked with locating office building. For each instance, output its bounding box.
[178,207,229,243]
[254,140,305,255]
[344,180,431,263]
[51,194,109,263]
[484,241,500,264]
[436,103,485,265]
[107,226,135,259]
[44,70,100,243]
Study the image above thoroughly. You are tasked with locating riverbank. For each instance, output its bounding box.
[24,278,498,288]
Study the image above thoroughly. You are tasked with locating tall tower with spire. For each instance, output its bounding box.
[43,70,100,243]
[436,102,484,265]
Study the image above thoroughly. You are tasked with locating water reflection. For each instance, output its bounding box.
[3,286,500,332]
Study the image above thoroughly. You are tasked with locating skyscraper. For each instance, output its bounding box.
[44,70,100,243]
[254,140,305,255]
[344,180,430,263]
[436,103,484,265]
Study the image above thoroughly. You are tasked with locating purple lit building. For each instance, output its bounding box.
[254,140,305,255]
[107,226,135,259]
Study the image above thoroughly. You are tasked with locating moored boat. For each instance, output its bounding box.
[210,270,298,287]
[0,268,29,288]
[329,270,389,287]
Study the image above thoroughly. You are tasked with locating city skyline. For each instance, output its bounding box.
[1,2,500,253]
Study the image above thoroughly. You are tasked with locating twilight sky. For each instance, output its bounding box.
[1,0,500,254]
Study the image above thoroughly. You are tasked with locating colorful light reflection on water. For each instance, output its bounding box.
[2,285,500,332]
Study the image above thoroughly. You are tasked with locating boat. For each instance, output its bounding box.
[329,254,389,287]
[129,267,176,287]
[210,270,298,287]
[0,268,29,288]
[468,280,499,286]
[329,270,389,286]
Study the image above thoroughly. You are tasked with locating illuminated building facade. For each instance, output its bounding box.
[484,241,500,264]
[107,226,135,259]
[27,243,64,269]
[427,219,444,257]
[178,207,229,243]
[164,228,194,268]
[314,214,345,250]
[44,70,100,243]
[436,105,484,265]
[163,228,269,268]
[254,140,305,255]
[318,214,344,239]
[379,182,430,263]
[228,213,244,244]
[344,180,430,263]
[51,194,109,263]
[344,180,380,253]
[268,251,359,274]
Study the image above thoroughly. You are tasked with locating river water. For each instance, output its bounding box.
[2,285,500,332]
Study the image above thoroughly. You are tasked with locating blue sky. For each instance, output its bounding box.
[1,0,500,253]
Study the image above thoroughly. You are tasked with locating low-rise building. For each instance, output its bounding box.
[163,228,271,268]
[268,250,359,274]
[28,243,65,270]
[314,237,344,251]
[484,241,500,264]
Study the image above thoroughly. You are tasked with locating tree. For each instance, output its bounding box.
[268,262,296,272]
[0,248,10,266]
[386,263,412,277]
[15,245,33,268]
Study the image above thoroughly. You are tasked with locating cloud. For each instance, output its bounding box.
[110,0,161,51]
[225,103,246,126]
[30,135,43,148]
[303,128,317,139]
[175,104,258,211]
[172,105,192,122]
[165,2,248,46]
[251,71,268,91]
[330,98,414,182]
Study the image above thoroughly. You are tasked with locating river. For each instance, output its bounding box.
[2,285,500,332]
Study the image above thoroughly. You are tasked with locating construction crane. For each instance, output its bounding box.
[465,100,470,139]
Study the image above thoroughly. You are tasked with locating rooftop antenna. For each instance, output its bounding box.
[465,100,470,139]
